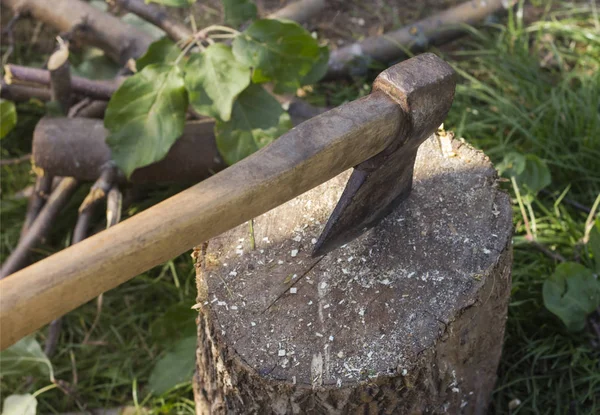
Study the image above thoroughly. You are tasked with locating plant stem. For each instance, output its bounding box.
[511,176,533,241]
[32,383,58,398]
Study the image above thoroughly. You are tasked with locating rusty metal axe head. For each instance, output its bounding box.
[313,53,456,256]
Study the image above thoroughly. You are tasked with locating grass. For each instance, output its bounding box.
[443,3,600,413]
[1,1,599,413]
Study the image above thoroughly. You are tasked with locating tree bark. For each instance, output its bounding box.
[113,0,192,42]
[0,0,153,64]
[326,0,515,79]
[193,134,513,414]
[268,0,327,25]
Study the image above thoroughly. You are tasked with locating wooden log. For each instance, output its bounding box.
[193,133,513,414]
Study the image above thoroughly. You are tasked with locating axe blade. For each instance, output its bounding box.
[313,53,456,256]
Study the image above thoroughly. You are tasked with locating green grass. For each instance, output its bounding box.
[443,3,600,413]
[1,1,599,413]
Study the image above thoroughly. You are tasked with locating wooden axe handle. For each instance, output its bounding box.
[0,91,403,350]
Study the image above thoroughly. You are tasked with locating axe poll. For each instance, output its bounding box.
[0,53,455,350]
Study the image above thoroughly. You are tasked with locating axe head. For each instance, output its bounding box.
[313,53,456,256]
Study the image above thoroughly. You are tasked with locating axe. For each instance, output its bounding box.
[0,53,455,350]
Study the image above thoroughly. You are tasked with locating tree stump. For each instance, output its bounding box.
[192,132,513,414]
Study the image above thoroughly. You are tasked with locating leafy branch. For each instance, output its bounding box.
[105,0,328,177]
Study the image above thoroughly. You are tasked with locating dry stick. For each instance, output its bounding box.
[106,187,123,228]
[113,0,192,42]
[0,154,31,166]
[268,0,326,24]
[4,65,121,100]
[68,99,108,119]
[0,80,52,102]
[21,174,53,239]
[48,39,73,114]
[1,0,153,64]
[46,167,119,356]
[1,12,21,66]
[1,178,79,279]
[326,0,515,78]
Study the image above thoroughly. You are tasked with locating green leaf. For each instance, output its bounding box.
[2,394,37,415]
[137,37,181,71]
[222,0,257,27]
[301,45,329,86]
[518,154,551,196]
[184,44,250,121]
[148,336,196,395]
[146,0,196,7]
[215,84,291,165]
[543,262,600,331]
[105,64,188,177]
[0,336,53,379]
[498,152,551,201]
[497,152,526,177]
[0,99,17,139]
[72,49,121,80]
[232,19,321,92]
[588,219,600,274]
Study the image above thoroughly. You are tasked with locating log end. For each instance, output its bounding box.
[194,132,512,414]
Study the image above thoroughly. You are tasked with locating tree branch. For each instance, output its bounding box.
[48,39,73,113]
[4,64,121,100]
[113,0,192,42]
[21,174,53,239]
[1,177,79,279]
[326,0,516,79]
[268,0,326,25]
[1,0,153,64]
[0,80,52,102]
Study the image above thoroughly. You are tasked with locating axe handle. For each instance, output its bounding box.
[0,91,403,350]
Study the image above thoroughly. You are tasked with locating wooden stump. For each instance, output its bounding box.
[192,133,513,414]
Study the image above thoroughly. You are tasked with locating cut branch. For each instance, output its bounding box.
[113,0,192,42]
[32,99,325,184]
[268,0,326,24]
[79,164,120,213]
[1,177,79,279]
[68,99,107,119]
[33,117,225,183]
[0,80,51,102]
[4,64,121,100]
[48,39,73,113]
[326,0,515,78]
[21,174,53,239]
[1,0,153,64]
[106,187,123,228]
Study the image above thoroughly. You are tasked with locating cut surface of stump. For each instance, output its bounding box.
[193,133,512,414]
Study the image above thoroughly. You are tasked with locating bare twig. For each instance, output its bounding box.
[1,0,153,64]
[541,189,592,214]
[68,99,107,118]
[44,319,62,356]
[529,241,566,263]
[1,12,21,66]
[268,0,326,24]
[326,0,516,78]
[0,154,31,166]
[0,80,52,102]
[79,163,120,213]
[4,64,121,100]
[21,174,53,239]
[1,177,79,279]
[106,187,123,228]
[112,0,192,42]
[48,38,73,113]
